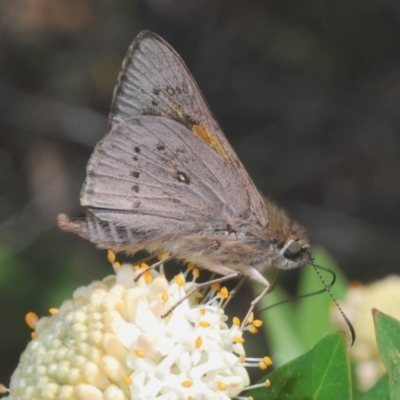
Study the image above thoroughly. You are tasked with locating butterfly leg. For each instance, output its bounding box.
[161,271,241,318]
[134,254,176,281]
[222,277,246,309]
[241,268,272,328]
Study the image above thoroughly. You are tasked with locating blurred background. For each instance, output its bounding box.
[0,0,399,385]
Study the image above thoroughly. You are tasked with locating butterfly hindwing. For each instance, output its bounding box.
[81,116,251,237]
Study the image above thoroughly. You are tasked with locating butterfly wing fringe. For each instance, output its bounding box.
[58,213,118,248]
[58,213,92,238]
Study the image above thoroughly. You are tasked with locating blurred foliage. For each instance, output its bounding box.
[252,257,400,399]
[250,333,352,400]
[249,311,400,399]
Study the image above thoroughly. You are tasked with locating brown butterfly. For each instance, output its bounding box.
[58,31,310,322]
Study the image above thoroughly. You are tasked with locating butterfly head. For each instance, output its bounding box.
[263,199,311,271]
[277,222,311,270]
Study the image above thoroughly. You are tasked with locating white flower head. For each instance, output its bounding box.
[2,255,264,400]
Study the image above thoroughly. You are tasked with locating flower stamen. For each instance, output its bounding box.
[122,376,133,385]
[25,312,39,329]
[217,381,227,391]
[195,336,202,348]
[134,349,146,358]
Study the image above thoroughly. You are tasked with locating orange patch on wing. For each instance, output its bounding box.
[191,124,231,162]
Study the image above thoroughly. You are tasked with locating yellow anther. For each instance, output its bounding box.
[199,308,206,315]
[122,376,133,385]
[144,271,153,283]
[217,381,227,391]
[199,321,211,328]
[211,283,221,291]
[233,336,245,344]
[159,273,166,279]
[264,379,271,387]
[157,252,169,260]
[195,336,202,348]
[248,326,258,334]
[263,356,273,366]
[49,308,58,315]
[232,316,241,326]
[181,380,193,388]
[0,384,7,394]
[217,287,229,299]
[252,319,263,328]
[247,312,254,324]
[187,262,196,270]
[192,268,200,278]
[114,261,121,270]
[140,262,149,269]
[31,332,37,340]
[134,264,140,270]
[239,353,246,363]
[161,292,169,302]
[25,312,39,329]
[258,361,267,370]
[174,274,185,286]
[134,349,146,358]
[107,250,116,263]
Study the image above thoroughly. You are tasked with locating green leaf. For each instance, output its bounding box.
[374,309,400,400]
[361,374,389,400]
[296,247,350,349]
[256,284,304,366]
[249,332,352,400]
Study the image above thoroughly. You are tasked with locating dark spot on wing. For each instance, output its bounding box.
[151,100,158,107]
[153,88,160,95]
[134,146,141,153]
[176,86,182,94]
[132,200,141,208]
[176,171,190,185]
[131,171,140,178]
[132,184,139,193]
[115,225,128,241]
[182,83,189,94]
[156,143,165,151]
[133,156,138,161]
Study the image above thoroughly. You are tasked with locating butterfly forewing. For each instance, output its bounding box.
[107,31,268,226]
[109,31,223,142]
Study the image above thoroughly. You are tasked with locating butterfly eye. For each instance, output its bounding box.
[284,240,302,258]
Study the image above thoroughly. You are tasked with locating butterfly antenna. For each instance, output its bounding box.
[258,265,331,313]
[306,250,356,346]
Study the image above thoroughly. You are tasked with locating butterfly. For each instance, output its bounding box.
[58,30,311,321]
